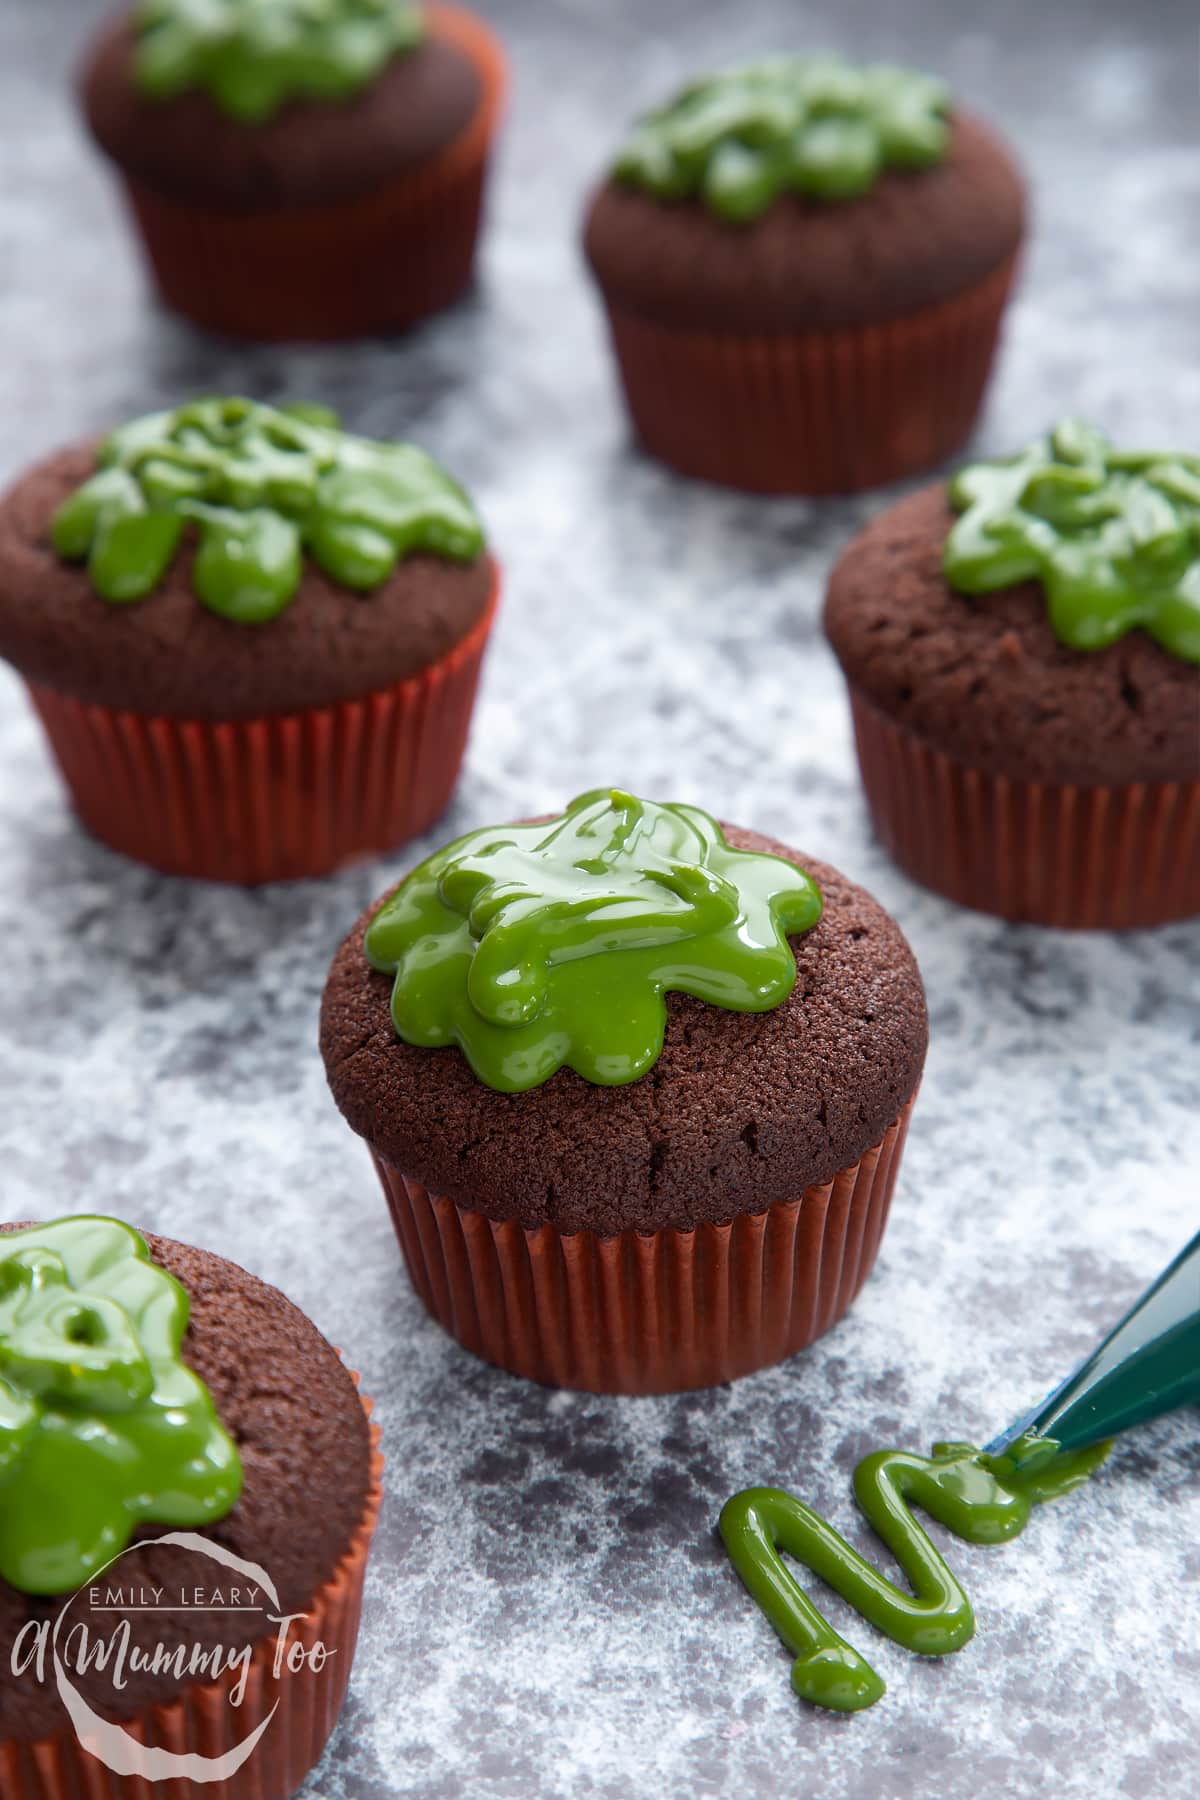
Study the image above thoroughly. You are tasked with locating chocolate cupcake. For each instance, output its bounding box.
[824,421,1200,928]
[583,55,1024,495]
[321,788,927,1394]
[0,395,499,882]
[0,1215,382,1799]
[80,2,506,341]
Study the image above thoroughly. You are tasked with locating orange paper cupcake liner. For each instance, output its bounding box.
[372,1095,915,1394]
[849,689,1200,928]
[118,3,507,341]
[599,253,1018,495]
[26,578,498,884]
[1,1387,384,1800]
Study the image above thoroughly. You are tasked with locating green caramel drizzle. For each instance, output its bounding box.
[50,396,484,625]
[365,788,823,1093]
[944,421,1200,663]
[613,56,950,221]
[0,1217,242,1596]
[720,1434,1110,1713]
[133,0,426,124]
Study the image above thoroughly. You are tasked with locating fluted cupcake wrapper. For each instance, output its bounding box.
[598,253,1018,496]
[849,689,1200,928]
[116,3,507,342]
[26,580,498,884]
[2,1387,384,1800]
[372,1096,915,1395]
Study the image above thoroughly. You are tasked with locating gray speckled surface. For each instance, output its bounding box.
[1,1,1199,1795]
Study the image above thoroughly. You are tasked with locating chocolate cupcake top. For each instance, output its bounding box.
[361,789,825,1092]
[0,397,495,719]
[132,0,427,123]
[584,57,1023,333]
[824,423,1200,787]
[81,4,482,210]
[321,795,927,1234]
[943,422,1200,662]
[613,57,952,219]
[0,1219,372,1742]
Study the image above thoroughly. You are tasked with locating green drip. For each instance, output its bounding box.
[0,1218,242,1597]
[613,56,950,222]
[133,0,426,124]
[50,396,484,624]
[364,788,823,1093]
[719,1434,1110,1713]
[944,420,1200,663]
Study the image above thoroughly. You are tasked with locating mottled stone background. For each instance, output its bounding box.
[1,2,1197,1795]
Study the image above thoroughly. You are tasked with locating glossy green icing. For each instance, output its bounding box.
[364,788,823,1092]
[613,56,950,221]
[0,1217,242,1596]
[719,1434,1110,1713]
[133,0,426,124]
[944,421,1200,663]
[51,397,484,625]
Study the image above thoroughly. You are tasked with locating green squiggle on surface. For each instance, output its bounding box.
[719,1435,1110,1713]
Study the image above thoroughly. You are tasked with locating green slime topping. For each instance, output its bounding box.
[944,420,1200,663]
[51,396,484,625]
[133,0,426,124]
[613,56,950,222]
[0,1217,242,1596]
[719,1434,1111,1713]
[364,788,823,1093]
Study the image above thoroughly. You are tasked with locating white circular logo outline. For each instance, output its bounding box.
[50,1532,282,1783]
